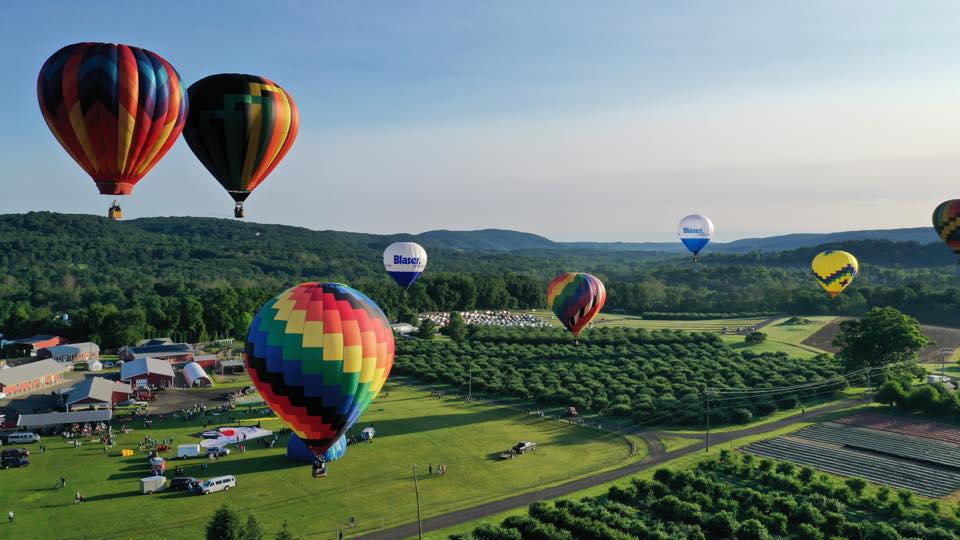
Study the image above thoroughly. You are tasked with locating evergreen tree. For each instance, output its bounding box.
[207,505,241,540]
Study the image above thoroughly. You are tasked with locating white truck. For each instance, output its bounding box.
[177,444,201,458]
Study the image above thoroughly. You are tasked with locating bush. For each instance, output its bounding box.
[745,332,767,345]
[737,519,772,540]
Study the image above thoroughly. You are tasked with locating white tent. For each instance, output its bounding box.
[182,362,213,387]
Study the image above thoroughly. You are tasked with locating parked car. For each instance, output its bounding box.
[193,475,237,495]
[206,447,230,457]
[2,457,29,469]
[170,476,200,491]
[1,448,29,459]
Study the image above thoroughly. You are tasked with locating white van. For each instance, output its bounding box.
[196,475,236,495]
[7,433,40,444]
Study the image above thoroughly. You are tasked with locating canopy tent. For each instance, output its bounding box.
[287,433,347,463]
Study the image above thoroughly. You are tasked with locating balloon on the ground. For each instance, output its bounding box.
[287,433,347,463]
[37,42,187,196]
[677,214,715,256]
[383,242,428,288]
[182,73,299,216]
[932,200,960,258]
[246,282,394,457]
[812,250,859,298]
[547,272,606,337]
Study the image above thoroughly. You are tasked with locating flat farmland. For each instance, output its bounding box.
[804,319,960,363]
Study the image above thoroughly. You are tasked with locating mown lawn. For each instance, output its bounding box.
[0,385,632,540]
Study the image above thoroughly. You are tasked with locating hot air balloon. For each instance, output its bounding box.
[932,200,960,259]
[547,272,606,337]
[182,73,299,218]
[37,42,187,219]
[383,242,428,288]
[677,214,714,259]
[246,282,393,459]
[812,250,859,298]
[287,433,347,463]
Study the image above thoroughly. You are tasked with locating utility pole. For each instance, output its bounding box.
[866,367,871,401]
[413,465,423,540]
[705,387,711,452]
[468,360,473,402]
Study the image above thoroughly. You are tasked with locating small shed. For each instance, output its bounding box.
[182,362,213,388]
[141,475,166,494]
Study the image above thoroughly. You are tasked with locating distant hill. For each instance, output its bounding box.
[416,229,557,251]
[414,226,940,253]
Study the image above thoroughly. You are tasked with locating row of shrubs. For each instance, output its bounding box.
[455,451,960,540]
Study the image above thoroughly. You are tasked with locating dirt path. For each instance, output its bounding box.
[361,399,864,539]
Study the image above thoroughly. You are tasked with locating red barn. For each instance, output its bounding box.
[119,358,175,388]
[0,359,69,397]
[65,377,132,411]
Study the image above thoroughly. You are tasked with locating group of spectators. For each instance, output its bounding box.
[418,310,549,328]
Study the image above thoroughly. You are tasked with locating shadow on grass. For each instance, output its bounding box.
[84,490,141,502]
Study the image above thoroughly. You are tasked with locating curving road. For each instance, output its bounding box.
[362,399,862,540]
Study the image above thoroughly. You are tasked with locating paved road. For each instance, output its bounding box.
[362,399,862,540]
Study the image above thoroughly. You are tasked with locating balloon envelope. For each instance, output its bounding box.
[547,272,606,337]
[37,42,187,195]
[183,73,299,203]
[812,250,859,298]
[932,200,960,257]
[676,214,715,256]
[246,282,394,457]
[383,242,428,288]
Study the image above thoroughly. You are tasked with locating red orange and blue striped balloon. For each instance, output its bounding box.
[547,272,606,337]
[38,42,187,195]
[246,283,394,457]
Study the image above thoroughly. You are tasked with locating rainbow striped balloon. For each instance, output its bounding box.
[37,42,188,196]
[547,272,606,337]
[246,283,394,456]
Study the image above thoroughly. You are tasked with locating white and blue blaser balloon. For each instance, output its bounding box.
[676,214,715,256]
[383,242,428,288]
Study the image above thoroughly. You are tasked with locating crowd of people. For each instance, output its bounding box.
[418,310,549,328]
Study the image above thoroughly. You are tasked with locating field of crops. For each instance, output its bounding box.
[396,327,845,425]
[456,453,960,540]
[792,423,960,469]
[742,437,960,498]
[834,412,960,445]
[803,319,960,363]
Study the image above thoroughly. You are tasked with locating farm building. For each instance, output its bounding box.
[192,354,218,369]
[17,409,112,433]
[120,357,175,388]
[182,362,213,387]
[38,342,100,363]
[118,341,194,365]
[6,335,65,357]
[66,377,132,411]
[0,359,70,397]
[219,360,245,374]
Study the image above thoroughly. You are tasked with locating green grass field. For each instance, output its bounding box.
[519,311,833,358]
[0,385,633,540]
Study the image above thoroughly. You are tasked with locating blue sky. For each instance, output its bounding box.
[3,1,960,241]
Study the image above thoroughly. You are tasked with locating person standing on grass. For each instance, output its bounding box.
[428,464,432,475]
[8,511,13,523]
[75,491,80,504]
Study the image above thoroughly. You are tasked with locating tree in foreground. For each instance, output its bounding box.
[274,521,296,540]
[444,311,468,341]
[833,307,929,375]
[241,516,264,540]
[207,505,241,540]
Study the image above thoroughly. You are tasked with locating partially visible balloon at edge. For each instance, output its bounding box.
[932,200,960,259]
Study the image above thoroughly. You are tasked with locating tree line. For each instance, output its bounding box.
[4,213,960,348]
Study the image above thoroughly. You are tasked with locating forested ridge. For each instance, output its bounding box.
[2,212,960,347]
